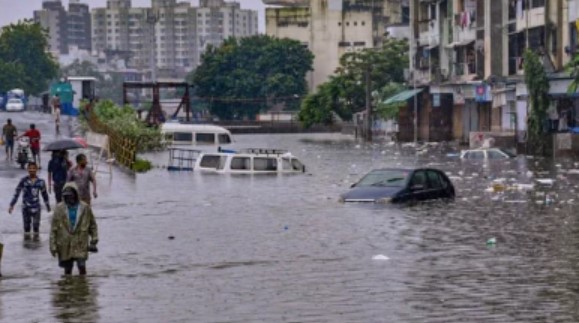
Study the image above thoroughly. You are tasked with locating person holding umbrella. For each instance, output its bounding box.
[48,150,71,203]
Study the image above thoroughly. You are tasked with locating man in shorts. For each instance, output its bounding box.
[2,119,17,161]
[20,124,42,167]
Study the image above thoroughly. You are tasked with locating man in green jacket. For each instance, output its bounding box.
[49,182,98,276]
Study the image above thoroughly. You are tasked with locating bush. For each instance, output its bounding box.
[132,158,153,173]
[93,100,164,152]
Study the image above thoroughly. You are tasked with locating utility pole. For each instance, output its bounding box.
[413,68,418,144]
[365,65,373,142]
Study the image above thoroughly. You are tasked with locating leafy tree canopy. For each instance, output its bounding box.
[523,49,550,155]
[299,35,408,127]
[189,35,314,120]
[0,21,59,95]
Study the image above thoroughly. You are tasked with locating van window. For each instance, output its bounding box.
[230,157,250,170]
[254,157,277,171]
[196,133,215,144]
[291,159,303,171]
[199,155,222,169]
[282,158,292,170]
[174,132,192,142]
[218,134,231,144]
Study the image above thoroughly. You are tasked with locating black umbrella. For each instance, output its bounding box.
[43,138,87,151]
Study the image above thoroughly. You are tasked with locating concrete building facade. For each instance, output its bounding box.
[402,0,579,145]
[265,0,410,91]
[91,0,258,79]
[34,0,92,56]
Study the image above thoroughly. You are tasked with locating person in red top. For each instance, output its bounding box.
[20,124,42,168]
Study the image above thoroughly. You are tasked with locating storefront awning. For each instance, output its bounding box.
[382,89,423,105]
[444,39,475,49]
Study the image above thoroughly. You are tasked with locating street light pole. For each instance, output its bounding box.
[365,65,372,142]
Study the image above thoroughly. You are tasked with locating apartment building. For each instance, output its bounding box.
[34,0,92,56]
[265,0,410,91]
[403,0,579,144]
[91,0,258,79]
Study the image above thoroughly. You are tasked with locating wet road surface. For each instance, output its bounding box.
[1,112,579,322]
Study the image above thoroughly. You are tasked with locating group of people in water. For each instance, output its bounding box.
[1,144,99,278]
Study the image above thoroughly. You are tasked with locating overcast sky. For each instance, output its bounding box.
[0,0,267,32]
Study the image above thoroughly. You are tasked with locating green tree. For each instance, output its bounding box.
[0,21,59,95]
[375,82,407,120]
[189,35,314,120]
[299,35,408,127]
[523,49,550,155]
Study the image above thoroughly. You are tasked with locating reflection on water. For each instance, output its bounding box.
[52,277,99,323]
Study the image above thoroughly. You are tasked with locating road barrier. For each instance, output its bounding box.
[86,111,138,170]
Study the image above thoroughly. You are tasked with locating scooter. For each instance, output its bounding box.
[16,137,34,169]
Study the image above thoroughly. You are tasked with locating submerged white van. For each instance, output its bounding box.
[161,123,234,150]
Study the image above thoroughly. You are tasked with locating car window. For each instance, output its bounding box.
[356,170,410,187]
[467,151,485,160]
[498,149,516,158]
[487,150,507,159]
[427,170,442,188]
[410,171,427,187]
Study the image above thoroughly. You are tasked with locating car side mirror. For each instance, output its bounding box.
[410,184,425,191]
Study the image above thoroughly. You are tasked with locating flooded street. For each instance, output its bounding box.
[2,112,579,322]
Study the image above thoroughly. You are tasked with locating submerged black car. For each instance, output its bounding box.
[339,167,455,203]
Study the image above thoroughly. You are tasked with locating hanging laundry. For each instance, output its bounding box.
[470,10,476,26]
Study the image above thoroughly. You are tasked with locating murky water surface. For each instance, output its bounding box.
[1,112,579,322]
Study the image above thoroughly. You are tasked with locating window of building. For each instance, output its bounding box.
[354,21,357,26]
[361,21,365,26]
[346,22,350,26]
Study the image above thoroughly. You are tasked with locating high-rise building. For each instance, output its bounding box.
[91,0,258,79]
[33,0,92,56]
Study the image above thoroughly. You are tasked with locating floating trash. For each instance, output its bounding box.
[486,237,497,246]
[536,179,555,186]
[372,254,389,261]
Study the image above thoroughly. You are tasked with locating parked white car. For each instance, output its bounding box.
[460,148,516,160]
[5,98,25,112]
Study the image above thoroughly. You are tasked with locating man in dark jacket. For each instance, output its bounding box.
[9,162,51,239]
[48,150,70,203]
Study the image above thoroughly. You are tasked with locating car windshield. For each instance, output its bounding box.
[8,99,21,103]
[355,170,410,187]
[497,149,516,158]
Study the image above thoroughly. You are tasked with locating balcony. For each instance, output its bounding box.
[515,6,545,32]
